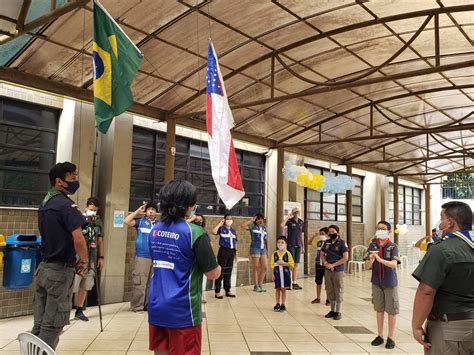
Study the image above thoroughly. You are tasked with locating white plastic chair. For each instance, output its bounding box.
[18,332,56,355]
[347,245,366,274]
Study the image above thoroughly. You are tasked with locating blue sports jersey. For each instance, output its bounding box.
[148,219,205,328]
[134,217,155,258]
[218,226,237,249]
[249,223,267,250]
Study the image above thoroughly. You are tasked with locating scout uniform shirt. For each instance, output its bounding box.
[285,218,304,247]
[133,216,156,258]
[38,189,86,263]
[81,215,103,267]
[271,249,294,289]
[217,226,237,249]
[148,219,218,328]
[412,230,474,315]
[249,223,267,250]
[321,236,348,272]
[366,239,398,287]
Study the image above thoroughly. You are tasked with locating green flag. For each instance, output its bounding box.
[92,1,143,134]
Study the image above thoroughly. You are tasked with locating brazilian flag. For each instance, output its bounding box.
[93,1,143,134]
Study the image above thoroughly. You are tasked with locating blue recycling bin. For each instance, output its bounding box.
[2,234,42,289]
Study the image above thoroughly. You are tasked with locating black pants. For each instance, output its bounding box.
[215,247,236,293]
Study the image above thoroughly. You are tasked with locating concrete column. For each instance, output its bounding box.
[393,176,399,245]
[424,184,431,236]
[276,147,284,238]
[164,118,176,183]
[346,165,353,252]
[71,102,96,208]
[56,99,96,208]
[97,113,133,303]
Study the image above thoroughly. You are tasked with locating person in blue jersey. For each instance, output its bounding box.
[242,213,269,292]
[148,180,221,355]
[212,214,237,299]
[124,201,158,312]
[271,236,294,312]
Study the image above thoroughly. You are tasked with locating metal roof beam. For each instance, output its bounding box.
[351,152,471,165]
[0,0,88,45]
[168,4,474,113]
[279,122,474,148]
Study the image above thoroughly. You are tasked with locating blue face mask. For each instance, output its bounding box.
[64,180,80,194]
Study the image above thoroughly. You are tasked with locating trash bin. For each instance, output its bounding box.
[3,234,42,289]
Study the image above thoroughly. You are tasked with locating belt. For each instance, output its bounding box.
[428,311,474,322]
[42,259,75,268]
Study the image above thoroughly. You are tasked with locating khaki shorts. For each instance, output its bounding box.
[372,284,399,315]
[73,268,95,292]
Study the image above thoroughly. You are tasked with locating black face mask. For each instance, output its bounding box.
[193,221,202,227]
[328,233,338,239]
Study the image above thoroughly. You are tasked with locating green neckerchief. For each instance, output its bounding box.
[41,188,63,207]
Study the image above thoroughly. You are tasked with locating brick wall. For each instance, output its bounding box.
[0,208,40,319]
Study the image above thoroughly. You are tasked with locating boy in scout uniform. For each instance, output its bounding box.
[73,197,104,321]
[365,221,399,350]
[321,224,349,320]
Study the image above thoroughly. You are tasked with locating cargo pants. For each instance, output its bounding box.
[32,261,75,349]
[130,256,152,311]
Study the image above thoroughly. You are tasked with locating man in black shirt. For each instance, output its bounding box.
[32,162,88,349]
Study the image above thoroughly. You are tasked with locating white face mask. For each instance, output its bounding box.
[375,229,389,239]
[85,209,96,216]
[225,220,233,227]
[319,234,326,241]
[278,244,285,251]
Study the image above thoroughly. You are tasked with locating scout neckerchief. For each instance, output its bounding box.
[41,188,63,206]
[446,230,474,249]
[375,238,391,280]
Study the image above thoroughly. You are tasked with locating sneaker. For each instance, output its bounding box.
[325,299,330,306]
[385,337,395,349]
[371,336,384,346]
[292,283,303,290]
[273,303,281,312]
[74,311,89,322]
[311,298,321,304]
[215,293,223,299]
[253,285,259,292]
[324,311,335,318]
[279,304,286,312]
[333,312,342,320]
[258,285,266,292]
[225,292,236,298]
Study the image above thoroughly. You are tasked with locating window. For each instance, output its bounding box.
[305,165,363,222]
[130,126,265,216]
[389,183,422,225]
[0,97,59,207]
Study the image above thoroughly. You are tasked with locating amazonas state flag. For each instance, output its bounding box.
[206,41,245,210]
[93,1,143,134]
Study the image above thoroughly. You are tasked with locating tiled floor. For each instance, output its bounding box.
[0,266,425,354]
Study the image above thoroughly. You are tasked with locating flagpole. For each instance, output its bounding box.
[93,0,143,55]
